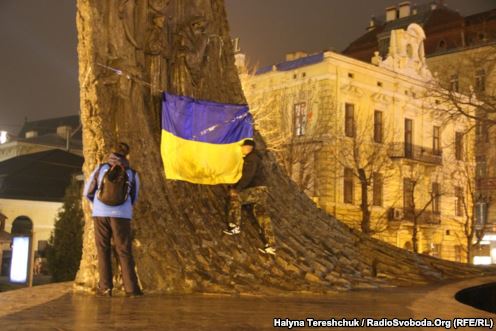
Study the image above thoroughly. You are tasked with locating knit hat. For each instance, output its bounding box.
[242,139,255,147]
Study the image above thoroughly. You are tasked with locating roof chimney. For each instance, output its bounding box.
[56,125,72,139]
[285,51,308,61]
[25,130,38,139]
[367,16,376,31]
[398,1,411,18]
[386,5,397,22]
[232,37,241,54]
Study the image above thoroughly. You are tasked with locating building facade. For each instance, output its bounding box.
[0,149,83,275]
[341,1,496,263]
[0,115,82,162]
[427,47,496,264]
[240,24,474,262]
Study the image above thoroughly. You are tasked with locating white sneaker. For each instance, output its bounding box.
[223,226,240,235]
[259,246,276,255]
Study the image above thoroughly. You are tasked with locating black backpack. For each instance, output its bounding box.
[94,164,136,206]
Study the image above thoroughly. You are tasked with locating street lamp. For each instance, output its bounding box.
[10,236,32,283]
[0,131,8,144]
[9,218,35,286]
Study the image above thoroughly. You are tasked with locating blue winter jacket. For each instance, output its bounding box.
[83,154,140,219]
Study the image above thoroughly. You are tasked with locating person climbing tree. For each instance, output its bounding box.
[223,139,277,255]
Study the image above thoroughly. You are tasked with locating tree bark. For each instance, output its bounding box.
[75,0,495,295]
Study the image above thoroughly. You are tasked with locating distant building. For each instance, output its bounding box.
[0,149,83,276]
[342,1,496,264]
[0,115,82,162]
[240,23,475,262]
[342,1,496,63]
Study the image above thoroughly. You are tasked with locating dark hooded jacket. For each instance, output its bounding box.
[234,151,266,191]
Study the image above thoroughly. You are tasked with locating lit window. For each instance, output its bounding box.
[403,178,415,218]
[374,111,383,143]
[476,157,487,179]
[343,168,354,204]
[404,119,413,158]
[455,186,464,217]
[475,69,486,92]
[373,172,383,207]
[432,182,441,214]
[455,132,463,160]
[450,74,459,92]
[345,103,355,137]
[433,126,441,155]
[294,103,307,136]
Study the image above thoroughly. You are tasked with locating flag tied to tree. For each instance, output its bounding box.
[161,93,253,185]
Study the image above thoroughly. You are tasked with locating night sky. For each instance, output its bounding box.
[0,0,494,133]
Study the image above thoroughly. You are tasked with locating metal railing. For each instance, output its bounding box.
[388,142,443,165]
[477,177,496,190]
[403,208,442,225]
[388,207,441,225]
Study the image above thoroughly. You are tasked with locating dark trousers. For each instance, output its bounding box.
[94,217,140,293]
[228,186,276,246]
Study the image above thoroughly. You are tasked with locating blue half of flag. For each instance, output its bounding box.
[161,93,254,184]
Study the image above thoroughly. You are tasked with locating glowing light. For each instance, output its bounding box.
[491,248,496,263]
[473,256,492,265]
[482,234,496,241]
[10,236,30,283]
[0,131,7,144]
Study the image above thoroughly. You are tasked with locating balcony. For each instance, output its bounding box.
[388,207,441,225]
[404,208,442,225]
[388,143,443,165]
[477,177,496,190]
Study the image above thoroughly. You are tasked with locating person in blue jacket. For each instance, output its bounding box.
[83,142,142,297]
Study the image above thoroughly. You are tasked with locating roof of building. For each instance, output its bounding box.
[255,53,325,75]
[465,8,496,26]
[0,149,83,202]
[16,134,83,151]
[18,115,82,140]
[342,2,495,63]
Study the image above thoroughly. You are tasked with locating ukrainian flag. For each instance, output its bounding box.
[161,93,253,185]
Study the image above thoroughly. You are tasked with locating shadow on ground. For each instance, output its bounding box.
[456,282,496,313]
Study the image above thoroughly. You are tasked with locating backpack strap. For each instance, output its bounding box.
[86,163,106,202]
[129,168,137,204]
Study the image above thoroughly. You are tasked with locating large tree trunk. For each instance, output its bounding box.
[75,0,494,295]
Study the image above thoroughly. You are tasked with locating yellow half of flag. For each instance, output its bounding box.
[161,130,245,185]
[161,93,253,185]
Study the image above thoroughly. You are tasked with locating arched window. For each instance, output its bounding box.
[11,216,33,235]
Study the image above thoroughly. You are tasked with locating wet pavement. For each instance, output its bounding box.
[0,278,494,330]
